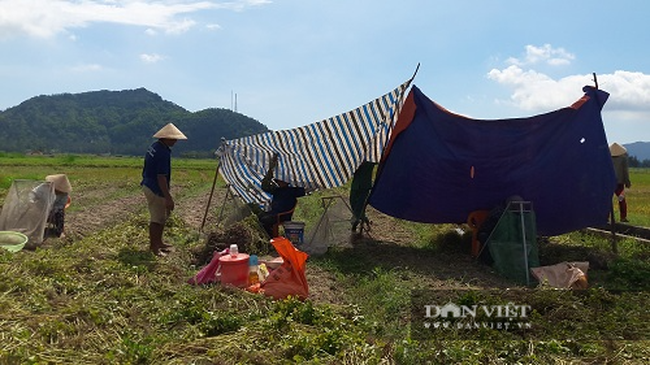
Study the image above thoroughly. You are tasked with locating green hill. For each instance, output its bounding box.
[0,88,269,157]
[625,141,650,161]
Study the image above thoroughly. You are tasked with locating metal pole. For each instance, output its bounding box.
[216,184,231,225]
[518,201,530,286]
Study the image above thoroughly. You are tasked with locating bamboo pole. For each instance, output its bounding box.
[200,159,221,234]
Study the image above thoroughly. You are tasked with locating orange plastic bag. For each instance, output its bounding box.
[261,237,309,300]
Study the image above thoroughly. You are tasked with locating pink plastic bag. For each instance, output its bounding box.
[188,248,228,285]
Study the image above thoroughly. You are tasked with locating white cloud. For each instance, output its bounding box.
[70,63,103,72]
[487,65,581,111]
[488,65,650,115]
[507,44,575,67]
[164,18,196,34]
[140,53,165,63]
[0,0,270,39]
[488,45,650,120]
[224,0,272,12]
[597,71,650,110]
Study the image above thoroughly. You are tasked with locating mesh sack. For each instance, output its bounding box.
[0,180,55,249]
[487,201,540,285]
[303,196,354,255]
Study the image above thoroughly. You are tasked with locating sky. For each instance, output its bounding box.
[1,0,649,145]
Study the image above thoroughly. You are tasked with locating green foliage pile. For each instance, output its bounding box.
[192,216,270,268]
[0,88,269,157]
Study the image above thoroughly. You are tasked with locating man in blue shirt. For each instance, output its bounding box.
[141,123,187,256]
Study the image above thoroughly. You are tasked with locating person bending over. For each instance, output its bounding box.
[257,154,306,237]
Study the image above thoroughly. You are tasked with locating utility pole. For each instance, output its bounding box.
[230,90,238,112]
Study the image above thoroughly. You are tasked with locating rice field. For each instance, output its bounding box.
[0,154,648,364]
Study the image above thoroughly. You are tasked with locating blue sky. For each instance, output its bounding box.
[1,0,649,144]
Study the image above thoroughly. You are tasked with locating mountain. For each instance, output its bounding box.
[623,142,650,161]
[0,88,269,157]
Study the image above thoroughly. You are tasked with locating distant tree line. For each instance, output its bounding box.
[0,88,269,158]
[628,155,650,168]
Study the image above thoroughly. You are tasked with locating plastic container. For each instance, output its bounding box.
[283,221,305,246]
[0,231,28,253]
[229,244,239,257]
[259,263,269,282]
[218,253,250,288]
[248,255,260,285]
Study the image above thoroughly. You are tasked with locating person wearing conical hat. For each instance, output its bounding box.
[45,174,72,238]
[45,174,72,194]
[609,142,631,222]
[141,123,187,256]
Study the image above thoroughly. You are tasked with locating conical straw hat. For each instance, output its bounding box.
[45,174,72,193]
[153,123,187,140]
[609,142,627,157]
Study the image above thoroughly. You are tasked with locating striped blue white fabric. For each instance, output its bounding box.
[217,78,413,208]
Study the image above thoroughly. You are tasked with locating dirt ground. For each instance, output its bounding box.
[61,183,511,305]
[64,192,142,238]
[63,184,225,238]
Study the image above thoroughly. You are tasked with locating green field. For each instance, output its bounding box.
[627,168,650,226]
[0,155,648,364]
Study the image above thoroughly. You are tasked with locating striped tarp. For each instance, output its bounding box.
[217,78,413,208]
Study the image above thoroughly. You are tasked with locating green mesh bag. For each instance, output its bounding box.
[487,201,540,285]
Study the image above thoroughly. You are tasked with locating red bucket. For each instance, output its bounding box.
[218,253,250,288]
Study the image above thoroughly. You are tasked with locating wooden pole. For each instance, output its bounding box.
[610,201,618,254]
[594,72,617,253]
[200,159,221,234]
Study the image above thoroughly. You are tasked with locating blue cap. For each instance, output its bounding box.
[249,255,258,266]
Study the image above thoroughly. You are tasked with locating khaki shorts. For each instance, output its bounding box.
[143,185,169,224]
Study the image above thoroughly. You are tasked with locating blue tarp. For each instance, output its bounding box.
[369,85,616,236]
